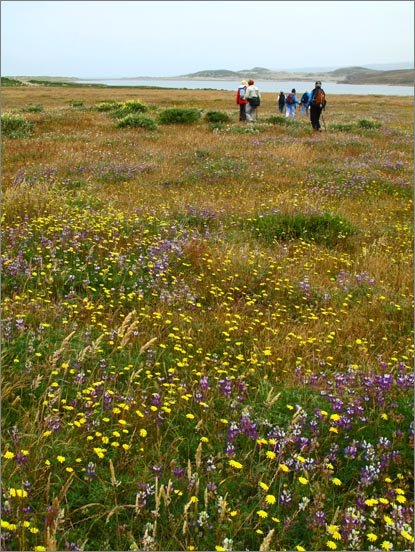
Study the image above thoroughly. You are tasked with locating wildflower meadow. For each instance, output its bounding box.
[1,85,413,551]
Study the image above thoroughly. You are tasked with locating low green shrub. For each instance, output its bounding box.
[209,122,226,131]
[21,103,44,113]
[1,112,34,138]
[69,100,85,108]
[267,115,288,125]
[357,118,382,129]
[116,114,158,130]
[95,101,122,112]
[329,122,355,132]
[204,111,231,124]
[248,211,357,247]
[158,108,201,125]
[112,100,148,118]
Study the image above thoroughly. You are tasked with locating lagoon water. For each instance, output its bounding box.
[79,78,414,96]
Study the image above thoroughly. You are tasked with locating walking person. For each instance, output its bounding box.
[245,79,261,123]
[285,88,299,119]
[309,81,326,131]
[236,80,248,121]
[300,91,310,115]
[278,91,285,113]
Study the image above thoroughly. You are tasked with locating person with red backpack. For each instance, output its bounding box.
[285,88,299,119]
[236,80,248,121]
[309,81,327,131]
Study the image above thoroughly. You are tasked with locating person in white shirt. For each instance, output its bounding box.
[245,79,261,123]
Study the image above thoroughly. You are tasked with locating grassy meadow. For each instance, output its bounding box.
[1,85,414,552]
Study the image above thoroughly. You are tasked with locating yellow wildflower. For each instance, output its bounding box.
[265,494,276,505]
[56,455,66,463]
[326,541,337,550]
[381,541,393,550]
[298,476,309,485]
[266,450,276,459]
[257,510,268,518]
[401,530,414,543]
[228,459,243,469]
[9,488,28,498]
[367,533,378,542]
[331,478,342,486]
[258,482,269,491]
[279,463,290,472]
[3,451,14,459]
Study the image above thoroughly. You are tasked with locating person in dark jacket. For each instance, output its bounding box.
[278,91,285,113]
[300,91,310,115]
[309,81,326,131]
[236,80,248,121]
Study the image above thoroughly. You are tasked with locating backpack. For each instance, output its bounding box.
[312,88,326,107]
[238,86,246,101]
[286,93,294,105]
[301,92,308,104]
[249,95,260,107]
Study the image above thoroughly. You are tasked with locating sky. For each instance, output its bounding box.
[1,0,414,78]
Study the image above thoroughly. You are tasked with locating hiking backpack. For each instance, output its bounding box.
[249,95,260,107]
[286,93,294,105]
[301,92,308,104]
[312,88,326,108]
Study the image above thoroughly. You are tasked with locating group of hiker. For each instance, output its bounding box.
[236,79,326,131]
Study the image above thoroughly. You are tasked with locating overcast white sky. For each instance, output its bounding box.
[1,0,413,78]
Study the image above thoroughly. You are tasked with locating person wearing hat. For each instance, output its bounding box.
[236,80,248,121]
[309,80,327,131]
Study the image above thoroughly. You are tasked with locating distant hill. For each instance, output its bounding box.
[178,66,414,85]
[4,64,414,87]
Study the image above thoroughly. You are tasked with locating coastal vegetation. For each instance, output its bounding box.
[1,85,413,552]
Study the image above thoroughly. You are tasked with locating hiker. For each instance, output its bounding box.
[309,80,327,131]
[236,80,248,121]
[300,91,311,115]
[285,88,299,119]
[245,79,261,123]
[278,91,285,113]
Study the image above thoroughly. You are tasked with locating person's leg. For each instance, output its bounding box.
[246,103,253,122]
[240,104,246,121]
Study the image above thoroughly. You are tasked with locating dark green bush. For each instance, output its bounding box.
[158,108,201,125]
[204,111,231,124]
[116,114,158,130]
[249,212,357,247]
